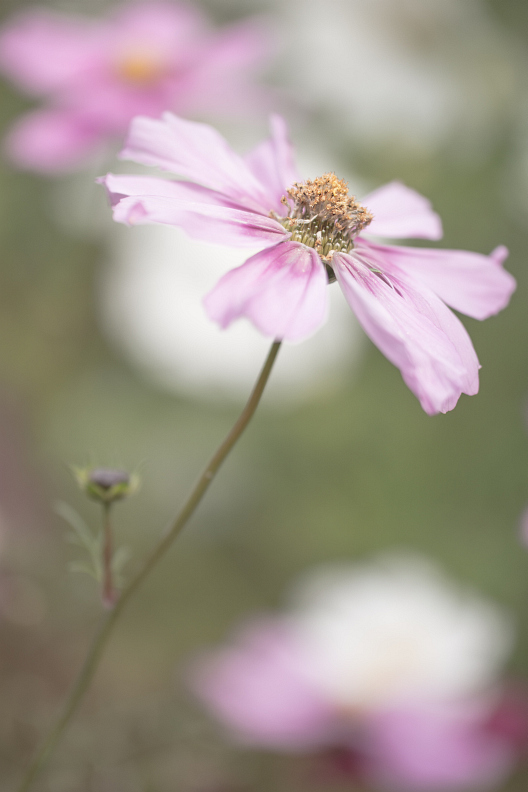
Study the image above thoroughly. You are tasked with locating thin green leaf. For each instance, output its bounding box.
[56,501,96,550]
[68,561,101,581]
[57,501,103,582]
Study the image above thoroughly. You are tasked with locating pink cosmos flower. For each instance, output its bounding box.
[0,2,270,172]
[102,113,515,414]
[186,557,520,791]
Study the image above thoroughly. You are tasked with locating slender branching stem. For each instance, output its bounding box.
[16,339,282,792]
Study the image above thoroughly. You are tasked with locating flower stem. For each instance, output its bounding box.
[16,339,282,792]
[102,503,116,609]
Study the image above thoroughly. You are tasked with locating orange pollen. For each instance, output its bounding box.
[287,173,373,235]
[276,173,373,263]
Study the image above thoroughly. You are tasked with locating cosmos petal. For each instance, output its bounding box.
[334,252,480,415]
[109,191,287,248]
[361,240,515,320]
[366,705,515,791]
[204,241,328,342]
[183,19,274,117]
[120,112,273,211]
[0,9,99,95]
[189,620,336,749]
[363,182,443,240]
[102,173,256,211]
[4,109,100,172]
[110,0,204,49]
[245,114,301,212]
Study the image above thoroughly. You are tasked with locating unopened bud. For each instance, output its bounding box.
[75,467,138,504]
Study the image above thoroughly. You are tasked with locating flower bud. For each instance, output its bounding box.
[75,467,137,504]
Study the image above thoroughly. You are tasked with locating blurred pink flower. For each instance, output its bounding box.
[0,2,271,172]
[103,114,515,414]
[187,557,521,791]
[364,704,515,791]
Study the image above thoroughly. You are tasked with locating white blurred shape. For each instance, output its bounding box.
[288,554,514,710]
[278,0,513,156]
[100,223,363,403]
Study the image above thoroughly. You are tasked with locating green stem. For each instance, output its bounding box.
[16,339,282,792]
[102,503,116,609]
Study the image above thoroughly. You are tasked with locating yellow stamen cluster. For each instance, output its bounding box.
[278,173,373,265]
[116,51,166,85]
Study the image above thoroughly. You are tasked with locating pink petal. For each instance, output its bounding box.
[484,685,528,749]
[120,113,273,212]
[0,9,100,95]
[204,241,328,342]
[189,620,335,749]
[4,110,100,172]
[362,240,515,321]
[102,173,256,211]
[245,115,301,212]
[363,182,443,240]
[56,75,172,137]
[109,190,286,248]
[110,1,204,51]
[366,705,514,791]
[180,19,274,117]
[198,17,272,74]
[334,251,480,415]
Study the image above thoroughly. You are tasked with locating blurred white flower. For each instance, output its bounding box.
[277,0,514,156]
[287,555,514,710]
[190,554,519,790]
[100,222,363,404]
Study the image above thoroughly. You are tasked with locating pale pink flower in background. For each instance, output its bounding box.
[0,2,271,172]
[188,555,522,791]
[103,113,515,414]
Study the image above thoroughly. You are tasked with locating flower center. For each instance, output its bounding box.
[278,173,373,274]
[115,49,167,85]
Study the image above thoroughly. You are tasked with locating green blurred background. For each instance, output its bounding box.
[1,0,528,789]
